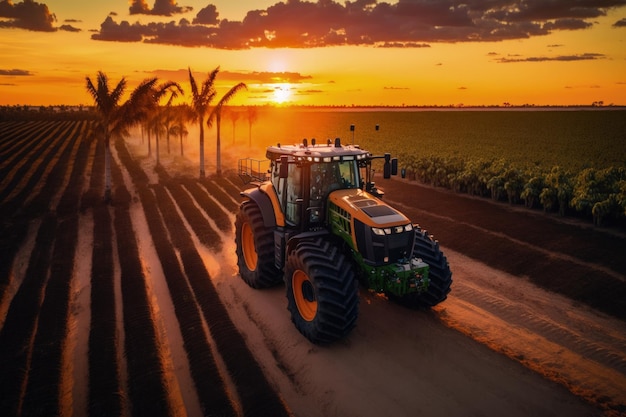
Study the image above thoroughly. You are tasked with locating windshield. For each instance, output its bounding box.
[310,160,359,199]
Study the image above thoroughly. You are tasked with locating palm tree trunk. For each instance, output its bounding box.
[104,135,112,202]
[216,113,222,176]
[199,118,205,178]
[156,130,160,165]
[180,132,184,156]
[147,130,152,156]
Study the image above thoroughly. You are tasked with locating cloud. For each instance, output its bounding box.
[377,42,430,48]
[59,24,80,32]
[129,0,192,16]
[193,4,218,25]
[89,0,626,49]
[614,17,626,27]
[384,86,410,90]
[0,0,56,31]
[91,16,144,42]
[150,68,312,84]
[497,53,605,63]
[0,68,34,76]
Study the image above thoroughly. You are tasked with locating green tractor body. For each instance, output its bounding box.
[235,138,452,344]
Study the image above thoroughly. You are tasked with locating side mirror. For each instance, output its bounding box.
[383,153,391,179]
[279,156,289,178]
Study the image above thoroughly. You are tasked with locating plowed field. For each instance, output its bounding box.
[1,121,625,417]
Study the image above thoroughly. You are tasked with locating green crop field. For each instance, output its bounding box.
[242,108,626,226]
[248,108,626,172]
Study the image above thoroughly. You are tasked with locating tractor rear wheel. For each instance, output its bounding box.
[390,227,452,308]
[284,238,358,344]
[235,200,282,288]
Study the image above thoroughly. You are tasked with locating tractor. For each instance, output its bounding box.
[235,137,452,344]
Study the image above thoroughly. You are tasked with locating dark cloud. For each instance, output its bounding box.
[193,4,218,25]
[129,0,192,16]
[497,52,605,63]
[614,17,626,26]
[0,0,56,31]
[88,0,626,49]
[543,18,593,30]
[91,16,144,42]
[0,68,33,76]
[377,42,430,48]
[59,24,81,32]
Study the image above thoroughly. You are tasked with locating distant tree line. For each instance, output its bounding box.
[400,155,626,227]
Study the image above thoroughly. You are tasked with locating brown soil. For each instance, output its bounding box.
[2,126,626,417]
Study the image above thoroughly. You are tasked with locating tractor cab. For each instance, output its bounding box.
[240,137,396,232]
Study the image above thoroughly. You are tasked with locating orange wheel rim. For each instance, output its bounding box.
[292,270,317,321]
[241,222,257,271]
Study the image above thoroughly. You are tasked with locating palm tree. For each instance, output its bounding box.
[207,82,247,176]
[246,106,258,147]
[85,71,158,202]
[223,107,240,144]
[151,82,183,165]
[162,88,183,155]
[188,67,218,178]
[170,104,192,156]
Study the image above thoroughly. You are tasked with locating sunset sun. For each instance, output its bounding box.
[272,84,292,104]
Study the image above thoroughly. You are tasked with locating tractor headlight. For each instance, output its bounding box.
[373,225,412,235]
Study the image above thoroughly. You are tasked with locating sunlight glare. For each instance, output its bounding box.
[272,83,292,104]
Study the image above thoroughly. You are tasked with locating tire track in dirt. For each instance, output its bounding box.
[380,179,626,415]
[381,178,626,321]
[434,245,626,416]
[393,202,625,283]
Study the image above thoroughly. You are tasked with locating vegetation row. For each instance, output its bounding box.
[397,154,626,228]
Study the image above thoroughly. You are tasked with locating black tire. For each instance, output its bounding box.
[389,227,452,308]
[284,238,359,344]
[235,200,282,288]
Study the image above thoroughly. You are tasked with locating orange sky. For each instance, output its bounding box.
[1,0,625,107]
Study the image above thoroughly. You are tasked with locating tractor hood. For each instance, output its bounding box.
[328,188,410,228]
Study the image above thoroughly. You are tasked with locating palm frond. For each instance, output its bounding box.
[207,82,247,128]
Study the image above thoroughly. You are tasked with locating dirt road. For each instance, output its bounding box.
[207,223,624,417]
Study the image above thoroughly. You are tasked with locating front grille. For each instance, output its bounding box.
[355,219,413,265]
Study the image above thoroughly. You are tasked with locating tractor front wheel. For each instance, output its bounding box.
[235,200,282,288]
[284,238,358,344]
[389,227,452,308]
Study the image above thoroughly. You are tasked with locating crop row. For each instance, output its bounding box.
[114,134,290,416]
[0,120,289,416]
[0,121,93,415]
[396,154,626,227]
